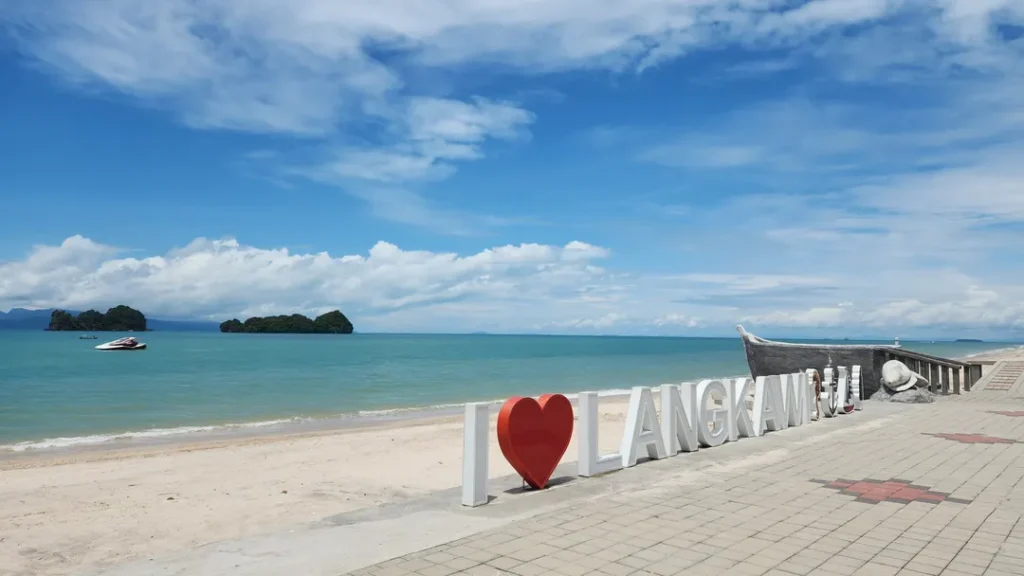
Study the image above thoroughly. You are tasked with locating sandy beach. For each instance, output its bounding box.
[2,346,1021,576]
[0,395,638,576]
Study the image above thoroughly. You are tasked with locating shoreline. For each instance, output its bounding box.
[958,344,1024,358]
[6,344,1022,455]
[0,387,643,457]
[2,346,1021,576]
[0,391,639,576]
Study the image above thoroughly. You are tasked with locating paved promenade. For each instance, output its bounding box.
[347,366,1024,576]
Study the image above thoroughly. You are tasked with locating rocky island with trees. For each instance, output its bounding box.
[47,305,148,331]
[219,310,354,334]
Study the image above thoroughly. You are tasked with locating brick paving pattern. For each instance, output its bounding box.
[925,433,1022,445]
[811,478,972,506]
[347,391,1024,576]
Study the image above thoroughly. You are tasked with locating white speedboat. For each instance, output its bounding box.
[95,336,147,351]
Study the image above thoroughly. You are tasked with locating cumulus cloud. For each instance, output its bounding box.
[2,236,1022,336]
[0,235,616,325]
[3,1,1024,335]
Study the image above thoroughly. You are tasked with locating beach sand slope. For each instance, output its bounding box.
[0,397,633,576]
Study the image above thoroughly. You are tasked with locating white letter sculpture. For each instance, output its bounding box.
[620,387,667,467]
[820,368,838,418]
[837,366,853,414]
[753,375,786,434]
[731,377,756,440]
[577,392,623,477]
[851,365,863,411]
[697,379,732,447]
[461,403,489,507]
[781,372,810,427]
[661,383,698,455]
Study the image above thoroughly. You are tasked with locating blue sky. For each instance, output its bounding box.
[1,0,1023,338]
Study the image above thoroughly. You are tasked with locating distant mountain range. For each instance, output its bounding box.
[0,308,221,331]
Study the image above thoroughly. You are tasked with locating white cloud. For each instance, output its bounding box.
[0,235,617,325]
[3,1,1024,335]
[740,307,847,328]
[1,236,1022,335]
[313,97,535,184]
[4,1,1022,134]
[623,70,1024,305]
[653,313,701,328]
[538,313,631,331]
[5,0,1022,234]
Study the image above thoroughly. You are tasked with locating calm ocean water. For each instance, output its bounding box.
[0,331,1016,450]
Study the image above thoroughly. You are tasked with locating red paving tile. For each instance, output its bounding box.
[989,411,1024,417]
[810,478,972,505]
[925,432,1021,444]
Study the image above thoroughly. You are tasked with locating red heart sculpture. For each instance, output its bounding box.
[496,394,574,490]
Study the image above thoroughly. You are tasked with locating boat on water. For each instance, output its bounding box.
[95,336,147,351]
[737,325,897,399]
[79,335,98,340]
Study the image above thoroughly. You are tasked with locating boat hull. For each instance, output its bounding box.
[95,344,147,351]
[738,326,890,398]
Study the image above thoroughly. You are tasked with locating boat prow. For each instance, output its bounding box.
[736,324,894,398]
[95,337,147,351]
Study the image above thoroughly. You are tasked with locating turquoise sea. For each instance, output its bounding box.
[0,331,1016,451]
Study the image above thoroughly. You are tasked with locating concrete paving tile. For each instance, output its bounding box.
[345,395,1024,576]
[594,562,634,576]
[852,563,900,576]
[838,547,877,562]
[456,561,507,569]
[616,554,652,570]
[871,553,908,569]
[441,557,479,571]
[807,569,848,576]
[551,563,593,576]
[417,566,459,576]
[484,557,520,571]
[986,559,1024,573]
[940,560,987,575]
[900,561,944,576]
[641,557,693,576]
[395,559,433,572]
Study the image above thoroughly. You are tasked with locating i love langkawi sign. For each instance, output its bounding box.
[461,365,863,507]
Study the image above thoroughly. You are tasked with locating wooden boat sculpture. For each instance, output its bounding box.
[737,325,896,399]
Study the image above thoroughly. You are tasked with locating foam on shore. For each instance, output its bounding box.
[958,345,1024,359]
[0,372,817,454]
[0,388,634,453]
[1,418,304,452]
[0,383,727,454]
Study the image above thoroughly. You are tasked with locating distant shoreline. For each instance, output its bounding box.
[2,325,1022,341]
[6,344,1022,457]
[43,328,153,332]
[0,333,1019,458]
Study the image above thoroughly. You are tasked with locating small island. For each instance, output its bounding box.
[219,310,354,334]
[47,306,147,331]
[955,338,984,343]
